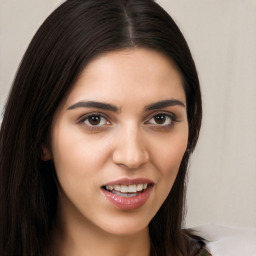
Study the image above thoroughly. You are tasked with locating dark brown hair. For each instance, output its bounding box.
[0,0,202,255]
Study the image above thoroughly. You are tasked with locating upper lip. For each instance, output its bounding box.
[102,178,154,186]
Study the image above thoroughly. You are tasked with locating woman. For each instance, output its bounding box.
[0,0,210,255]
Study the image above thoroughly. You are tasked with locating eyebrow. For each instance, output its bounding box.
[68,101,119,112]
[144,99,185,111]
[67,99,185,112]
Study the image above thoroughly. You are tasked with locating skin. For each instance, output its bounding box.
[43,48,189,256]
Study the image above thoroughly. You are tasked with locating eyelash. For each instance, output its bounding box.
[77,112,178,131]
[77,112,111,131]
[145,112,178,130]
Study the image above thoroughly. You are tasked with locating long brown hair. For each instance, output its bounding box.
[0,0,202,255]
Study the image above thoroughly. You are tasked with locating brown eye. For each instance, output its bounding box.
[154,114,167,125]
[83,115,109,127]
[147,114,173,127]
[88,116,101,125]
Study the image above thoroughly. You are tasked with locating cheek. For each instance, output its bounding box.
[146,129,188,215]
[50,128,113,215]
[51,124,113,185]
[152,130,188,179]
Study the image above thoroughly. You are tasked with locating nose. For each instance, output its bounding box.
[112,125,149,169]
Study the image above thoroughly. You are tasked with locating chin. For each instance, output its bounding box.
[99,216,150,237]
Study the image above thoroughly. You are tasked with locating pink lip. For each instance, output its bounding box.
[101,177,154,210]
[103,177,154,186]
[102,186,153,210]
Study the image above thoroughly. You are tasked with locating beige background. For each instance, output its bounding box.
[0,0,255,228]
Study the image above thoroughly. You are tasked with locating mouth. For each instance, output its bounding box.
[101,179,154,210]
[102,183,153,198]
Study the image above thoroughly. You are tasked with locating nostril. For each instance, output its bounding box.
[112,149,149,169]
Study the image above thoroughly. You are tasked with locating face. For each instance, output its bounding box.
[45,48,188,237]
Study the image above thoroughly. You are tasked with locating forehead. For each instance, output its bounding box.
[64,48,186,108]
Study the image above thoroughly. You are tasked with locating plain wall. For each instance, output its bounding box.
[0,0,255,228]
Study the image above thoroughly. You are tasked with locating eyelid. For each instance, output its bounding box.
[77,111,107,121]
[144,111,179,130]
[145,111,178,123]
[77,112,112,130]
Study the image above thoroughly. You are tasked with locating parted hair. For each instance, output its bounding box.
[0,0,202,255]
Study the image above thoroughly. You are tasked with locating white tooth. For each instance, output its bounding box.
[128,184,137,193]
[120,185,128,193]
[114,185,120,191]
[137,184,143,191]
[112,190,137,197]
[111,184,148,193]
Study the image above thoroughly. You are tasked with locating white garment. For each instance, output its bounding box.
[192,225,256,255]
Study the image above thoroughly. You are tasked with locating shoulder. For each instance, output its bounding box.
[190,224,256,256]
[184,230,212,256]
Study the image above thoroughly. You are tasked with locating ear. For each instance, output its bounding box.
[41,145,52,161]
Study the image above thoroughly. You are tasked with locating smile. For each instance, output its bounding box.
[104,184,149,197]
[102,179,154,210]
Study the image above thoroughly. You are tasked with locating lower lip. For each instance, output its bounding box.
[102,186,153,210]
